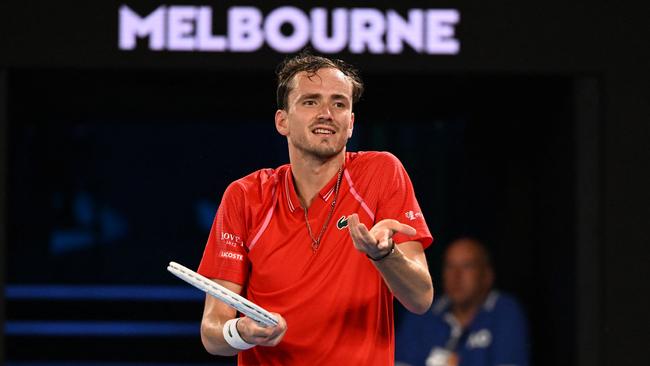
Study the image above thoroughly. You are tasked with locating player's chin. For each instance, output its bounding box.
[312,144,345,159]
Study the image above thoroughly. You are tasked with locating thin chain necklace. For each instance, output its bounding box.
[304,167,344,252]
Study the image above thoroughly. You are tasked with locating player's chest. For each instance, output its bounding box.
[246,194,376,291]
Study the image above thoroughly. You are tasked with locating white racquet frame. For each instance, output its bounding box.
[167,261,278,327]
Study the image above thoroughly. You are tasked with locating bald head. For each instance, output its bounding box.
[447,237,492,267]
[443,237,494,308]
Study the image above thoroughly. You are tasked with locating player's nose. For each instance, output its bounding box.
[316,104,333,120]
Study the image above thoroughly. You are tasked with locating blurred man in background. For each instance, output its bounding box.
[396,237,529,366]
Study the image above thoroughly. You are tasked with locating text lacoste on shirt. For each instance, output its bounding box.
[220,250,244,261]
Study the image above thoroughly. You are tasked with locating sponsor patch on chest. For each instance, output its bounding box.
[336,215,349,230]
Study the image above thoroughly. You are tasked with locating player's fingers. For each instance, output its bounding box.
[259,334,283,347]
[348,214,374,248]
[259,314,287,346]
[238,317,274,343]
[348,213,360,227]
[349,214,371,233]
[264,328,285,344]
[347,214,361,237]
[250,327,274,339]
[270,313,287,336]
[356,223,376,245]
[347,216,363,248]
[381,219,417,236]
[376,229,391,250]
[349,215,375,243]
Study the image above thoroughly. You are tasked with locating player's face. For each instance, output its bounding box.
[443,241,492,307]
[275,67,355,161]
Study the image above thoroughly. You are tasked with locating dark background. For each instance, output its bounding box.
[1,1,649,365]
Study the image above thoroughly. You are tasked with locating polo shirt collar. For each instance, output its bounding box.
[284,165,344,213]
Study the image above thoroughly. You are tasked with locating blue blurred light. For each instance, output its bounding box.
[50,231,94,254]
[74,191,95,226]
[5,321,199,336]
[99,206,128,242]
[5,361,216,366]
[195,199,217,231]
[6,363,220,366]
[5,285,204,301]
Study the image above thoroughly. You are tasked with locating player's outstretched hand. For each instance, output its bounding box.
[237,313,288,347]
[347,213,416,259]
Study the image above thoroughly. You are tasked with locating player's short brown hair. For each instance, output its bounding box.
[276,51,364,110]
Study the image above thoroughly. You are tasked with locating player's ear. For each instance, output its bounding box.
[347,112,355,138]
[275,109,289,136]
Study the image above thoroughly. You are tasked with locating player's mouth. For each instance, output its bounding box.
[312,127,336,135]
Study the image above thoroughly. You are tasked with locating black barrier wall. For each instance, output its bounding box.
[0,69,7,364]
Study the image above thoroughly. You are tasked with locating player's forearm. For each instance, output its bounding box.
[200,317,240,356]
[372,245,434,314]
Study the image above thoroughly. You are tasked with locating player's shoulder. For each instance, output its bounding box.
[226,165,289,197]
[347,150,404,171]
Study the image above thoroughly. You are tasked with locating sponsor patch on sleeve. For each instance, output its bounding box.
[219,251,244,261]
[404,210,424,221]
[220,231,244,247]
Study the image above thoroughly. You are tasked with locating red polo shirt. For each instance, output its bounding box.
[198,151,433,365]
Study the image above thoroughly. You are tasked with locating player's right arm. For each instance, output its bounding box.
[200,279,288,356]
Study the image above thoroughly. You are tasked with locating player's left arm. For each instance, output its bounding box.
[348,214,433,314]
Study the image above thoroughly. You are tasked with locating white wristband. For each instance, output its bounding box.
[223,318,256,350]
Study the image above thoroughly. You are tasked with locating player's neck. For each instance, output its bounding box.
[290,151,345,208]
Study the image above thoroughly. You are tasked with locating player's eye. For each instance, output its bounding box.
[303,100,317,106]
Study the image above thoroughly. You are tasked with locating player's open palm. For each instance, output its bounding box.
[347,213,416,259]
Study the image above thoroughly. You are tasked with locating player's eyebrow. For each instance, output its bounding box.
[297,93,350,103]
[299,93,322,101]
[330,94,350,102]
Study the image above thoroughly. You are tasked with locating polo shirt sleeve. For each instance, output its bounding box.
[375,152,434,249]
[197,181,250,286]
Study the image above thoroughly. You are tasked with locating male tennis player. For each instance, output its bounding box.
[197,52,434,365]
